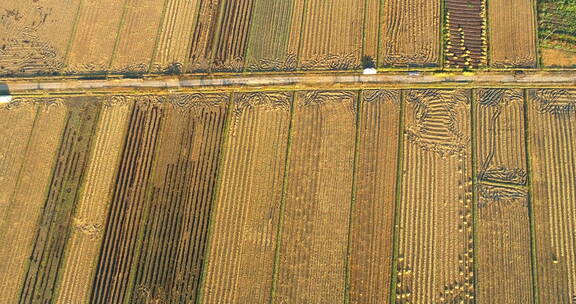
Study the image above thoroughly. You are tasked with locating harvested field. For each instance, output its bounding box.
[488,0,537,67]
[541,48,576,68]
[1,87,576,303]
[128,94,229,304]
[56,97,134,303]
[528,89,576,303]
[201,92,291,303]
[65,0,125,74]
[0,99,68,303]
[108,0,167,73]
[379,0,441,67]
[211,0,256,72]
[298,0,364,70]
[89,98,165,303]
[20,98,101,303]
[349,90,401,304]
[187,0,222,72]
[275,90,357,303]
[473,89,534,303]
[150,0,201,73]
[444,0,487,68]
[395,89,474,303]
[0,0,81,75]
[244,0,296,71]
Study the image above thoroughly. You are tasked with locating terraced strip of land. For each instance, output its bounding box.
[0,87,575,303]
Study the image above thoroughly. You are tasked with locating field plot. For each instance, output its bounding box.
[201,92,291,303]
[109,0,167,73]
[379,0,441,67]
[129,94,229,304]
[211,0,256,72]
[0,99,67,303]
[0,0,81,75]
[275,90,356,303]
[488,0,537,67]
[65,0,125,73]
[528,89,576,303]
[541,48,576,68]
[187,0,223,72]
[244,0,297,71]
[444,0,487,68]
[538,0,576,67]
[349,90,400,304]
[56,97,134,304]
[90,99,165,304]
[473,89,534,303]
[20,99,101,303]
[395,89,474,303]
[297,0,364,70]
[0,102,36,215]
[150,0,201,73]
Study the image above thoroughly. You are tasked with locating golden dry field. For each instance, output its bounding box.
[1,0,576,303]
[3,0,576,76]
[0,87,575,303]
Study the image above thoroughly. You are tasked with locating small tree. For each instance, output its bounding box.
[361,55,376,69]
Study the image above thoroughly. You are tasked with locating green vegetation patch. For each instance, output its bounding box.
[539,0,576,51]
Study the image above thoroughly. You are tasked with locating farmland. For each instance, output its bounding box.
[0,85,574,303]
[3,0,576,77]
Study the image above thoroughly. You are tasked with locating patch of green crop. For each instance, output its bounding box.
[538,0,576,51]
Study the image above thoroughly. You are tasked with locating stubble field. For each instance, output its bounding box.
[0,87,574,303]
[2,0,572,76]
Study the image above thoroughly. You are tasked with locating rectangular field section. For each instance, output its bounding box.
[349,90,401,304]
[275,90,357,303]
[65,0,125,73]
[379,0,441,67]
[473,89,534,303]
[528,89,576,303]
[109,0,167,73]
[395,89,473,303]
[244,0,297,71]
[0,0,81,75]
[0,100,68,303]
[444,0,487,68]
[488,0,537,67]
[201,92,291,303]
[298,0,364,70]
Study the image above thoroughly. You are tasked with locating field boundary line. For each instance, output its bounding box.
[532,0,541,68]
[523,89,540,304]
[147,0,172,73]
[107,0,131,70]
[240,0,259,73]
[183,0,204,69]
[295,0,309,69]
[207,0,228,74]
[376,0,383,67]
[62,0,86,71]
[389,89,405,304]
[440,0,446,69]
[470,89,479,303]
[343,91,362,304]
[361,0,368,62]
[195,92,234,304]
[268,91,296,304]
